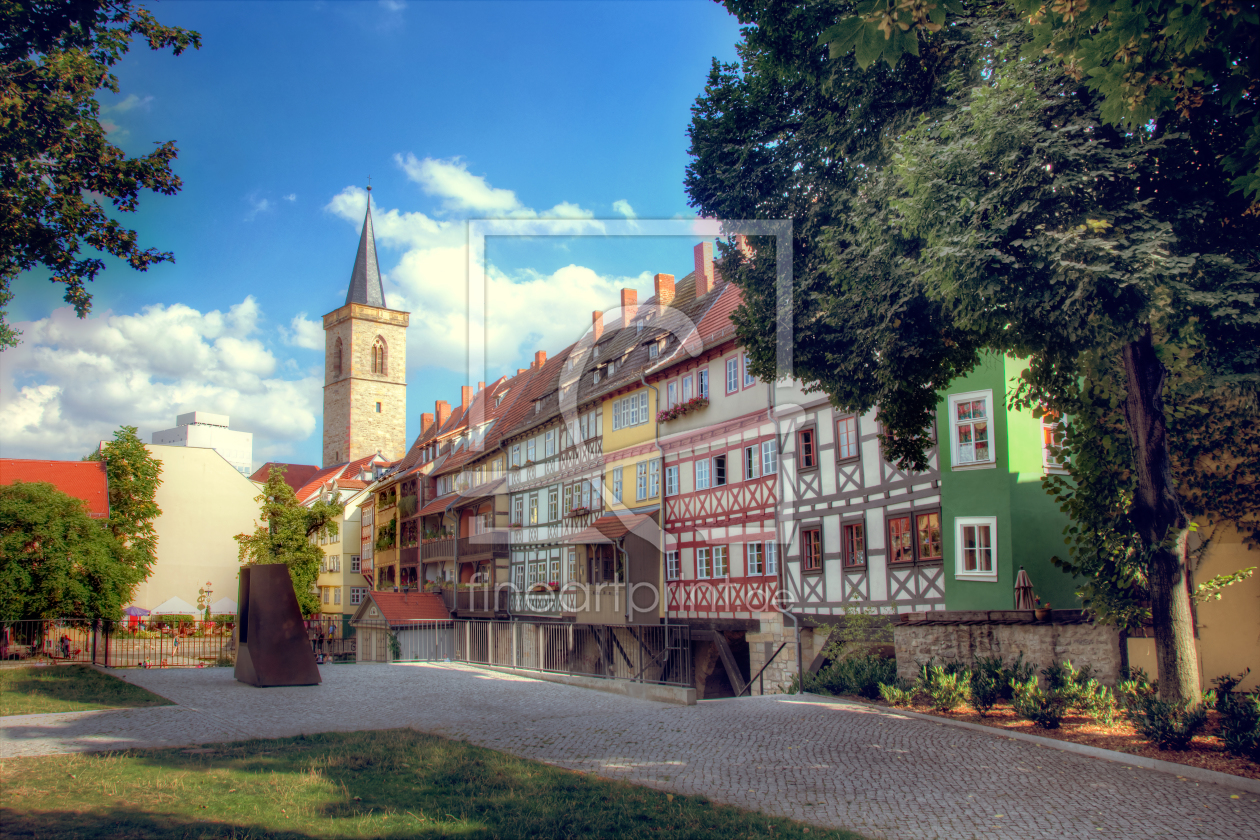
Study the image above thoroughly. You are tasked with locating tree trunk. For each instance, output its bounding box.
[1121,328,1201,703]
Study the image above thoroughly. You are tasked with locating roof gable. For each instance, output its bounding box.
[0,459,110,518]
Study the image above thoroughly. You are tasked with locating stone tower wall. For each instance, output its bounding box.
[323,303,409,466]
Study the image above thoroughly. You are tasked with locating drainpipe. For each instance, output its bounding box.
[768,379,802,691]
[497,439,514,620]
[640,372,667,636]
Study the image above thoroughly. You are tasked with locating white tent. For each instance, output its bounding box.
[210,597,238,615]
[151,595,198,615]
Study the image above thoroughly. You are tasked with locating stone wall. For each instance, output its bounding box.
[893,613,1123,685]
[746,612,818,695]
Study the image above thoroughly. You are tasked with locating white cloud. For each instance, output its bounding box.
[105,94,154,114]
[284,313,324,350]
[284,193,297,202]
[612,199,636,219]
[398,154,522,215]
[0,298,320,463]
[245,196,271,221]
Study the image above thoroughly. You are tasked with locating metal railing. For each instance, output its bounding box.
[2,619,237,668]
[453,620,691,687]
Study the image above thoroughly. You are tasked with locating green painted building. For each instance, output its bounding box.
[936,354,1079,611]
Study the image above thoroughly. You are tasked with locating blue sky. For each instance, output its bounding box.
[1,0,743,467]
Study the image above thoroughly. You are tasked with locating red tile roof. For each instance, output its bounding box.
[0,459,110,519]
[251,462,321,492]
[561,512,655,544]
[359,591,450,623]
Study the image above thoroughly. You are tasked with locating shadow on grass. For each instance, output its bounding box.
[0,665,172,716]
[2,728,865,840]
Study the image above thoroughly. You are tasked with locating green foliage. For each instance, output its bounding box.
[1219,690,1260,762]
[0,0,201,348]
[879,680,918,707]
[375,518,396,553]
[234,466,343,616]
[1193,567,1257,604]
[1124,694,1208,750]
[1212,669,1251,711]
[87,425,162,578]
[387,631,402,661]
[815,607,895,662]
[1117,666,1159,710]
[1000,653,1036,699]
[919,664,970,712]
[1011,676,1070,728]
[0,481,137,620]
[968,658,1002,715]
[805,653,898,699]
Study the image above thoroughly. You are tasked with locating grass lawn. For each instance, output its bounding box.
[0,728,864,839]
[0,665,173,717]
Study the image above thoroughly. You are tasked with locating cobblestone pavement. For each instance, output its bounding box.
[2,663,1257,839]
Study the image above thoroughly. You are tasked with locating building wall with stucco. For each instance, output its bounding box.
[322,303,408,467]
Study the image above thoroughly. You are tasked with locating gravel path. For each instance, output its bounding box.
[2,662,1256,839]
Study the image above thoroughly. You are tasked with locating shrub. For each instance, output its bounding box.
[1125,694,1209,750]
[879,681,917,707]
[1220,691,1260,762]
[1117,667,1158,710]
[969,664,1002,716]
[1011,676,1071,728]
[1000,652,1036,700]
[811,653,898,700]
[920,665,970,712]
[1212,669,1252,713]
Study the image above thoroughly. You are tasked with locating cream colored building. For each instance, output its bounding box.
[126,444,261,614]
[313,486,372,622]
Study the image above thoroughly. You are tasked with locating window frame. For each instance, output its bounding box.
[836,415,860,462]
[698,368,709,399]
[713,454,727,487]
[649,459,660,498]
[667,381,678,409]
[762,439,778,476]
[545,429,556,457]
[713,545,729,577]
[665,465,679,496]
[744,445,760,479]
[725,356,739,393]
[797,427,818,471]
[887,515,915,564]
[682,375,693,402]
[747,541,764,576]
[742,353,756,388]
[915,510,944,562]
[636,461,648,501]
[666,550,680,580]
[948,390,997,470]
[842,520,867,568]
[955,516,998,581]
[802,527,823,572]
[1042,410,1069,475]
[765,542,778,575]
[613,467,623,502]
[696,547,712,579]
[695,458,710,490]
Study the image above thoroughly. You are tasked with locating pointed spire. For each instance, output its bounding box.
[345,187,386,308]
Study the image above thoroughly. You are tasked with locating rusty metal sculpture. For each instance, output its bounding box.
[234,564,321,687]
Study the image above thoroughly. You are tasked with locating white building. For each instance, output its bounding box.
[152,412,253,476]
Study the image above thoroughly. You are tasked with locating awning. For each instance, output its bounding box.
[418,493,459,516]
[122,606,150,616]
[561,513,654,545]
[210,597,238,615]
[451,477,507,509]
[152,595,197,615]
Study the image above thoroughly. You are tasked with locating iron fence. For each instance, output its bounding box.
[454,620,692,687]
[1,618,236,668]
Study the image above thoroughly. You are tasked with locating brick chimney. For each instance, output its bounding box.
[461,385,472,412]
[592,310,604,342]
[654,273,675,308]
[478,381,485,392]
[517,368,527,375]
[620,288,638,325]
[533,350,547,369]
[435,400,451,429]
[694,242,714,297]
[420,412,434,434]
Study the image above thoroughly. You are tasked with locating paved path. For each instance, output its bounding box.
[2,663,1256,839]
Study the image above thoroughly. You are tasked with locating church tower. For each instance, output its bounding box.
[322,188,409,466]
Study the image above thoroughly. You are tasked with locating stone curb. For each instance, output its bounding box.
[800,693,1260,796]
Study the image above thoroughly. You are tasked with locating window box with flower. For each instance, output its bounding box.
[657,396,710,423]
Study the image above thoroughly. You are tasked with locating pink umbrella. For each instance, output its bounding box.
[1015,566,1036,610]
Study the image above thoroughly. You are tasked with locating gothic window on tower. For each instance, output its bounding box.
[333,337,343,378]
[372,337,387,375]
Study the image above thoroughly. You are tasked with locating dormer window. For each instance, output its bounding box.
[648,343,659,359]
[593,369,602,384]
[535,399,544,414]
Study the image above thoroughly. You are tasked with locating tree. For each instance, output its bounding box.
[0,481,139,620]
[821,0,1260,200]
[687,1,1260,702]
[0,0,201,348]
[235,466,342,616]
[86,424,162,578]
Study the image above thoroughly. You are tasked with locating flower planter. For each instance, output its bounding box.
[1034,607,1051,621]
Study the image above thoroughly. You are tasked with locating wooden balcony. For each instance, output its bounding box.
[420,537,455,562]
[399,546,419,567]
[457,531,509,561]
[438,585,510,616]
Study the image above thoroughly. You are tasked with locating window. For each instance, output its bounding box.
[682,375,693,402]
[372,338,386,374]
[593,369,602,384]
[697,547,712,579]
[1042,410,1067,473]
[744,445,760,479]
[695,459,710,490]
[916,512,943,561]
[666,550,680,580]
[351,555,361,573]
[726,357,739,393]
[949,391,994,467]
[762,439,778,476]
[635,462,648,501]
[611,390,650,430]
[568,549,577,581]
[747,542,764,575]
[956,517,998,579]
[766,541,778,575]
[545,429,556,457]
[350,587,367,605]
[528,494,539,525]
[713,545,729,577]
[512,444,521,466]
[667,381,677,409]
[526,438,536,462]
[743,353,755,387]
[837,415,859,461]
[665,465,679,496]
[843,522,866,567]
[375,402,382,413]
[548,488,559,521]
[613,467,624,502]
[649,343,659,359]
[713,454,727,486]
[333,337,343,378]
[802,528,822,571]
[333,587,341,605]
[322,587,329,605]
[690,368,703,399]
[797,428,817,469]
[888,516,914,563]
[513,496,524,525]
[649,459,660,497]
[563,484,573,516]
